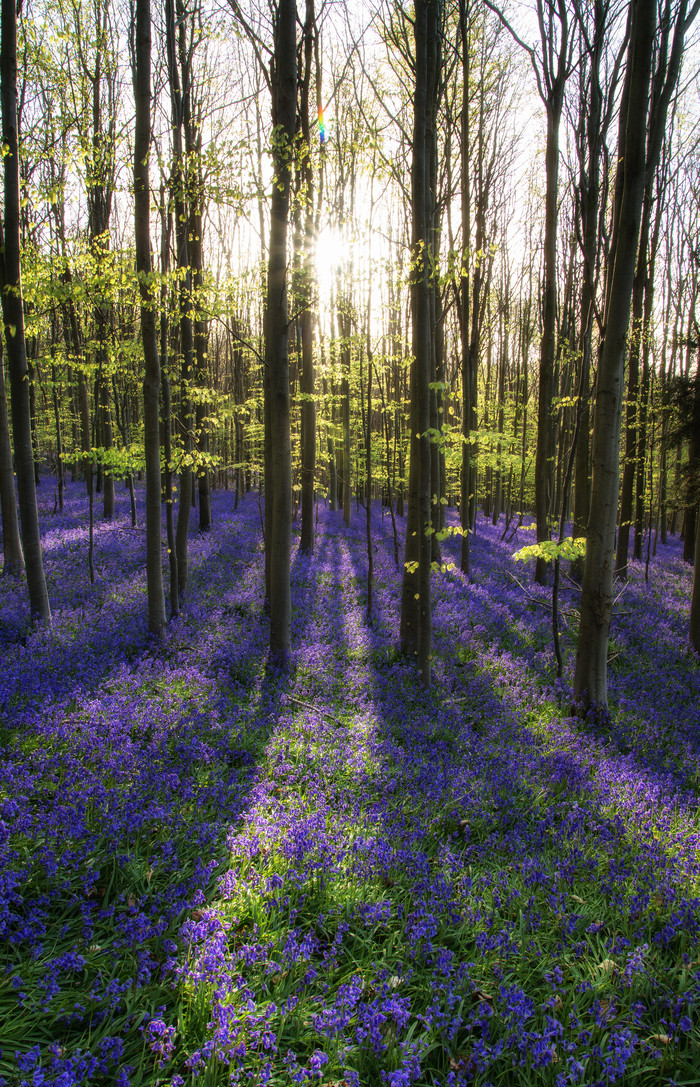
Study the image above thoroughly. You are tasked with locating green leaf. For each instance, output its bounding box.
[512,537,586,564]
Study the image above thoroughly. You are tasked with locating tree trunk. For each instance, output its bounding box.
[266,0,296,666]
[1,0,50,621]
[459,1,471,578]
[534,82,565,585]
[400,0,440,686]
[167,0,194,598]
[574,0,656,715]
[0,336,23,573]
[337,293,352,527]
[134,0,166,636]
[691,498,700,652]
[299,0,318,555]
[178,2,212,535]
[572,1,608,565]
[51,360,64,513]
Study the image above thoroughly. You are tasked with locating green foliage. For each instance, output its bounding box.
[512,537,587,564]
[85,444,144,478]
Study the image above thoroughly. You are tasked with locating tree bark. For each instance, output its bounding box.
[458,0,471,577]
[0,336,23,573]
[534,1,569,585]
[159,187,179,617]
[574,0,655,714]
[266,0,296,666]
[167,0,195,598]
[400,0,440,686]
[1,0,50,621]
[299,0,318,555]
[134,0,166,636]
[691,497,700,652]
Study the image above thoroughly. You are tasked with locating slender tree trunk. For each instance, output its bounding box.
[691,498,700,652]
[178,7,211,536]
[616,212,647,575]
[337,292,352,527]
[634,327,652,561]
[324,374,337,510]
[299,0,318,555]
[572,12,605,564]
[51,361,64,513]
[1,0,50,621]
[362,315,373,621]
[467,62,486,533]
[0,336,23,573]
[26,345,40,486]
[535,83,565,585]
[134,0,166,636]
[167,0,194,598]
[493,290,508,526]
[400,0,440,686]
[191,206,212,533]
[459,0,475,576]
[574,0,656,715]
[374,356,399,567]
[159,188,178,617]
[84,3,116,524]
[266,0,296,666]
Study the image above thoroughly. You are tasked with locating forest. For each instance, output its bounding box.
[1,0,700,1082]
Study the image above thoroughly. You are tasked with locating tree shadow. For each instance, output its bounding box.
[3,488,700,1084]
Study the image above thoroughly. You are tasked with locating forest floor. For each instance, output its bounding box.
[1,480,700,1086]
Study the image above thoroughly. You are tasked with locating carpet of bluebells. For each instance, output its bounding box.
[1,479,700,1087]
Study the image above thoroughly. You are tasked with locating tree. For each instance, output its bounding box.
[573,0,656,714]
[400,0,442,686]
[133,0,166,636]
[570,0,625,560]
[167,0,197,599]
[456,1,516,572]
[0,338,24,574]
[297,0,320,555]
[69,0,119,522]
[265,0,297,665]
[616,0,697,576]
[692,499,700,650]
[486,0,574,584]
[176,0,213,534]
[458,0,472,580]
[1,0,50,622]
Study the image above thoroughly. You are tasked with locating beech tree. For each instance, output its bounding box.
[570,0,625,558]
[1,0,50,621]
[297,0,321,555]
[0,340,23,574]
[227,0,297,664]
[573,0,656,714]
[691,333,700,650]
[616,1,696,575]
[400,0,442,686]
[487,0,574,585]
[457,2,516,574]
[264,0,296,664]
[167,0,197,599]
[458,0,472,578]
[133,0,166,635]
[692,508,700,651]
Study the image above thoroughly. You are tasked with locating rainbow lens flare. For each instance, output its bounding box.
[318,108,327,144]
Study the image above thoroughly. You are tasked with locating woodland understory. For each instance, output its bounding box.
[2,0,700,1081]
[1,481,699,1086]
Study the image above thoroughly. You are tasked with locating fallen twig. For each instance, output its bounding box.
[289,696,346,727]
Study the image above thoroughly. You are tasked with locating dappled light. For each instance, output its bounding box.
[2,0,700,1081]
[2,483,699,1084]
